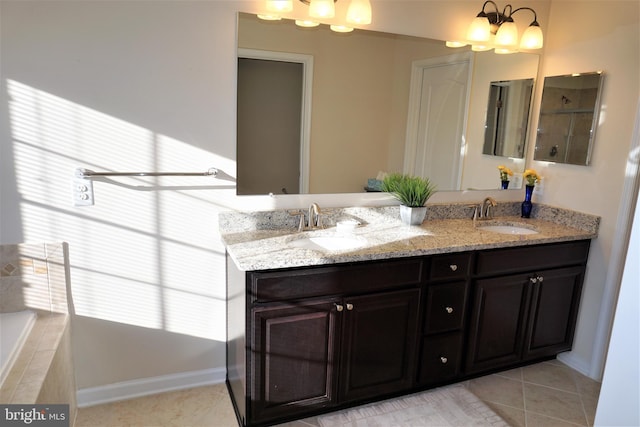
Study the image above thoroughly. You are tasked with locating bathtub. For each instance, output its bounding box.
[0,310,37,386]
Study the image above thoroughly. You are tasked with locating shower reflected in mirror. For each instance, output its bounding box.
[534,72,604,165]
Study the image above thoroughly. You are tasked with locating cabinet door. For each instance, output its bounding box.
[339,289,420,403]
[465,273,531,374]
[524,266,585,359]
[251,298,340,423]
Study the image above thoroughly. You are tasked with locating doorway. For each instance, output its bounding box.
[236,50,313,195]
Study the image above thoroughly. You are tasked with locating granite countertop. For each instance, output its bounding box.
[219,203,600,271]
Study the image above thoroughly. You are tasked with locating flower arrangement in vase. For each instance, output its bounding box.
[498,165,513,189]
[521,169,542,218]
[381,173,436,225]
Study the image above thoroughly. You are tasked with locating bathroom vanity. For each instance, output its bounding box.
[221,204,598,427]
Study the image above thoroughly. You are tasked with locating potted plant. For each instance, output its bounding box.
[381,173,436,225]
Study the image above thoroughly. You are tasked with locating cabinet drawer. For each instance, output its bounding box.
[418,333,464,385]
[429,253,471,280]
[250,258,424,303]
[476,240,590,276]
[423,281,468,334]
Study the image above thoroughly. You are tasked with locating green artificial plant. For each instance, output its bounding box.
[381,173,436,207]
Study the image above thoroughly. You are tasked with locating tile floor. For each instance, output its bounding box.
[74,360,600,427]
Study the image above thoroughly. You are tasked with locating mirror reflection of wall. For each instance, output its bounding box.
[459,52,539,191]
[237,12,540,195]
[482,78,534,159]
[534,72,604,165]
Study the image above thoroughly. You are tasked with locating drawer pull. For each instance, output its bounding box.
[346,303,354,311]
[449,264,458,272]
[445,306,454,314]
[335,304,344,312]
[440,356,448,364]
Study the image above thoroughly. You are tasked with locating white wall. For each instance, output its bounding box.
[595,174,640,426]
[528,0,640,379]
[0,0,637,403]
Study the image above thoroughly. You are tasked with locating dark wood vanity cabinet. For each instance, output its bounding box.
[465,241,590,375]
[238,259,424,425]
[226,239,591,426]
[417,252,471,386]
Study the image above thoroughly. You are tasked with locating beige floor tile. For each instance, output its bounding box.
[494,367,523,381]
[483,401,526,427]
[75,385,237,427]
[526,411,583,427]
[467,373,524,410]
[524,383,587,426]
[522,361,579,393]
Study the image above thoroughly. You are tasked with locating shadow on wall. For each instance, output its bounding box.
[3,79,234,343]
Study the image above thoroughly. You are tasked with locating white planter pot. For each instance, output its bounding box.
[400,205,427,225]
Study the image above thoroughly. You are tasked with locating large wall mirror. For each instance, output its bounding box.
[237,12,540,195]
[534,72,604,165]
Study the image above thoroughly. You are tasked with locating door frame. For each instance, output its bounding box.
[237,48,314,193]
[403,52,473,191]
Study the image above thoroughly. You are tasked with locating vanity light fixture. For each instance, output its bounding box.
[447,0,543,54]
[260,0,372,32]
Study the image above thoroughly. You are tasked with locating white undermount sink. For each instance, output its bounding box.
[479,224,539,235]
[288,235,367,252]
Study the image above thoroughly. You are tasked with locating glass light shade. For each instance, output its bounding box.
[296,19,320,27]
[520,25,543,49]
[265,0,293,13]
[495,21,518,48]
[309,0,335,18]
[446,41,467,48]
[471,44,492,52]
[495,48,517,54]
[330,25,354,33]
[346,0,372,25]
[257,14,282,21]
[467,16,491,42]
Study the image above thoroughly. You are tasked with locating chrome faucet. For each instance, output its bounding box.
[308,203,322,229]
[480,197,497,219]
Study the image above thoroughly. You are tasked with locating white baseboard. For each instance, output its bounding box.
[76,367,226,408]
[557,352,597,380]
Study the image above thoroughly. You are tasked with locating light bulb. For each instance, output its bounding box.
[309,0,335,19]
[346,0,372,25]
[520,24,543,49]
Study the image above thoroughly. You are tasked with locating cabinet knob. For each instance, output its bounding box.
[530,277,538,284]
[335,304,344,312]
[449,264,458,272]
[440,356,448,364]
[346,303,354,311]
[538,276,544,282]
[445,306,454,314]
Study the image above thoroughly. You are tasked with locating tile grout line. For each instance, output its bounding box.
[573,370,593,427]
